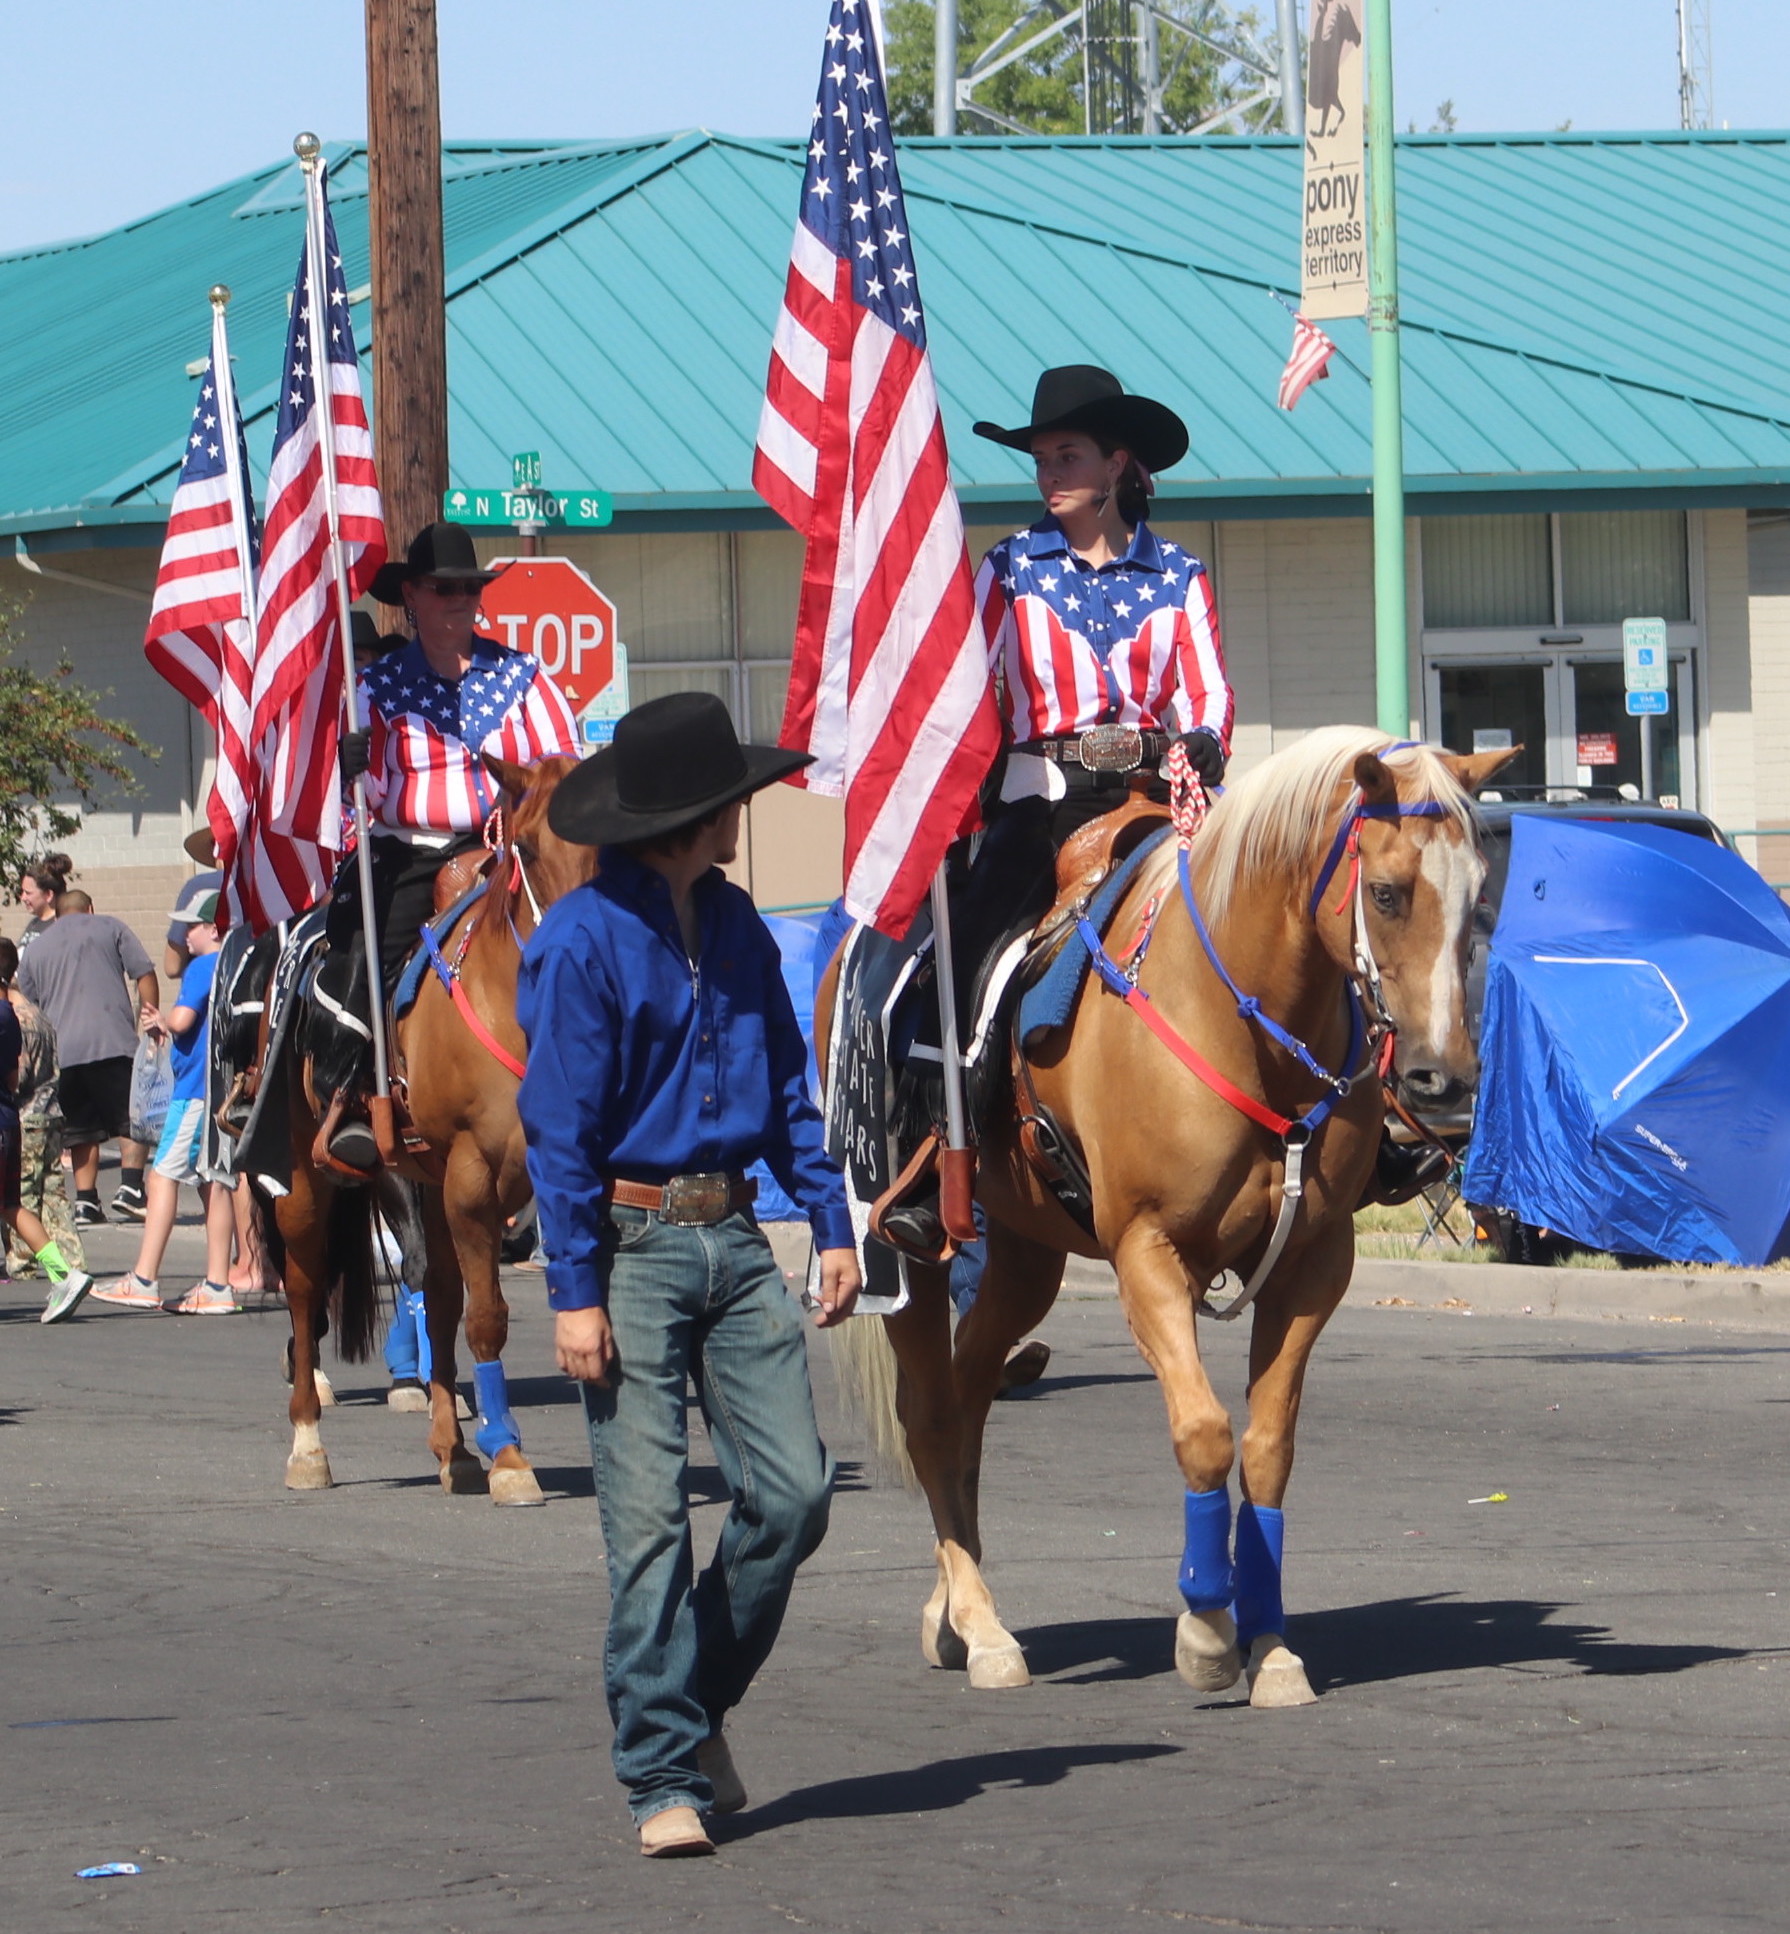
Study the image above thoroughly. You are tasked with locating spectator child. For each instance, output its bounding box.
[0,944,93,1323]
[92,896,237,1315]
[0,938,83,1282]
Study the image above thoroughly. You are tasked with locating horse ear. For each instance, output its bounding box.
[1438,744,1523,795]
[1353,750,1397,806]
[481,752,530,799]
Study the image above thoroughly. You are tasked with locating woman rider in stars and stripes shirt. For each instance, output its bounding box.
[957,365,1233,955]
[315,522,580,1170]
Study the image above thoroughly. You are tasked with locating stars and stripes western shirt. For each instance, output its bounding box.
[359,636,580,841]
[974,517,1233,753]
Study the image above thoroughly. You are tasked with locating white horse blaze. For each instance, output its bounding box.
[1416,831,1482,1062]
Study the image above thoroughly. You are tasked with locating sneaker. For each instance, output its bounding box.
[39,1270,95,1325]
[163,1282,240,1316]
[111,1185,149,1223]
[91,1273,163,1311]
[72,1200,107,1230]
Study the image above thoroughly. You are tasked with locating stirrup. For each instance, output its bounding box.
[312,1089,381,1180]
[870,1132,958,1264]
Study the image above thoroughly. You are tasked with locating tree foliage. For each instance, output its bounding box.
[883,0,1270,138]
[0,597,153,888]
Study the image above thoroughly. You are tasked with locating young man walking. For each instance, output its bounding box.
[517,692,861,1859]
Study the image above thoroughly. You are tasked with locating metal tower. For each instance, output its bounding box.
[1677,0,1712,130]
[936,0,1306,140]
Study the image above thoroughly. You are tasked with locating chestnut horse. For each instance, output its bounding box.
[279,753,593,1500]
[825,728,1513,1703]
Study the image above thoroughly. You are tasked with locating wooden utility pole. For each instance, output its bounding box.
[365,0,447,606]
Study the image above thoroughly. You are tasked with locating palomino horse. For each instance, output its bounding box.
[825,728,1513,1703]
[279,753,593,1501]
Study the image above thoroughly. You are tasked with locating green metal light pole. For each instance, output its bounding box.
[1365,0,1407,737]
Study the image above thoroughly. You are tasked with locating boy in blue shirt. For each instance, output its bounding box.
[93,894,237,1314]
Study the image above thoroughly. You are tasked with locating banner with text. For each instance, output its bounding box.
[1301,0,1367,320]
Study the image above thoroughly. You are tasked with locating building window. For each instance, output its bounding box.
[1422,514,1552,629]
[1422,511,1689,629]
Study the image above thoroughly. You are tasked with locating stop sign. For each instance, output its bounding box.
[478,557,618,716]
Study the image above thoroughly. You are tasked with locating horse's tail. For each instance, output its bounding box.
[827,1316,917,1492]
[324,1186,380,1364]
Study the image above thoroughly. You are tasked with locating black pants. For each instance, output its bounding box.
[312,832,482,1095]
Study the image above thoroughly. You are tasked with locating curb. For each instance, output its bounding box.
[1059,1252,1790,1331]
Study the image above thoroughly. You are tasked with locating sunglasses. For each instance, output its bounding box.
[417,577,486,598]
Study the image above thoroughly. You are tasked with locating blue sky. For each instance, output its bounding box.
[2,0,1783,252]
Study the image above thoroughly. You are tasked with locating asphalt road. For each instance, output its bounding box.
[4,1214,1789,1932]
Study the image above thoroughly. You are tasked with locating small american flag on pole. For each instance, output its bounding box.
[1277,311,1338,411]
[754,0,1000,938]
[250,157,385,882]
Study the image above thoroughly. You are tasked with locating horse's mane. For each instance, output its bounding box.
[1146,725,1475,928]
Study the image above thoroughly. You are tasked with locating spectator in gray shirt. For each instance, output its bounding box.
[17,890,161,1228]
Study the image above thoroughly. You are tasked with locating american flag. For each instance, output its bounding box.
[144,305,271,927]
[754,0,1000,938]
[249,160,385,887]
[1277,312,1337,410]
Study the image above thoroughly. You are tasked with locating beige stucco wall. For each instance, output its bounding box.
[1700,507,1756,856]
[1746,513,1790,892]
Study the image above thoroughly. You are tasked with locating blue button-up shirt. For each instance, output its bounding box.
[516,851,853,1311]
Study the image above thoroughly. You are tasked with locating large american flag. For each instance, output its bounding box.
[754,0,1000,938]
[250,161,385,883]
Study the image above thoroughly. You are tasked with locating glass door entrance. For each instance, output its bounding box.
[1568,659,1682,801]
[1435,662,1548,789]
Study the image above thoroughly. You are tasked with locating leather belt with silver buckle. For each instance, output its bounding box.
[610,1173,757,1227]
[1014,727,1167,774]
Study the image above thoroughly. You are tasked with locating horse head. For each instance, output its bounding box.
[480,752,597,931]
[1335,738,1520,1111]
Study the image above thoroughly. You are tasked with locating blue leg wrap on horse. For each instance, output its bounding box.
[383,1283,420,1382]
[473,1359,521,1459]
[1178,1487,1235,1612]
[1232,1502,1286,1647]
[409,1289,433,1384]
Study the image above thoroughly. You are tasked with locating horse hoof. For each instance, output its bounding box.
[439,1453,490,1496]
[386,1383,430,1413]
[921,1600,968,1672]
[490,1465,545,1507]
[285,1450,332,1491]
[1247,1637,1319,1709]
[966,1643,1031,1690]
[315,1370,337,1408]
[1175,1609,1244,1692]
[456,1390,473,1421]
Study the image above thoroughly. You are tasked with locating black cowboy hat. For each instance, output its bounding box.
[973,364,1188,475]
[368,521,499,607]
[548,691,813,848]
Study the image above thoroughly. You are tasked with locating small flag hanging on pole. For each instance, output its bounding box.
[1277,312,1338,411]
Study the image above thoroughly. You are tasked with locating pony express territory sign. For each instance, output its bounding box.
[478,557,631,745]
[1301,0,1367,320]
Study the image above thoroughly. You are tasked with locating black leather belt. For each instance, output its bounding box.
[1012,727,1169,774]
[610,1174,757,1226]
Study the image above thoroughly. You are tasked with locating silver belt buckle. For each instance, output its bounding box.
[660,1172,733,1226]
[1077,724,1144,773]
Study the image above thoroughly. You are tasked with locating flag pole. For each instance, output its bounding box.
[927,862,977,1237]
[1364,0,1408,738]
[293,132,388,1104]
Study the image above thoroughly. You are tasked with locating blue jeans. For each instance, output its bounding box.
[581,1206,835,1823]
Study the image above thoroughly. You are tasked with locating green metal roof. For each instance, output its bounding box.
[6,129,1790,544]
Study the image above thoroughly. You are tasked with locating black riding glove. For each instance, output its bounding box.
[338,729,371,787]
[1177,728,1227,787]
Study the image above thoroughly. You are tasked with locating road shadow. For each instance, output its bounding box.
[1014,1370,1156,1396]
[719,1740,1179,1838]
[1017,1594,1753,1689]
[524,1458,871,1505]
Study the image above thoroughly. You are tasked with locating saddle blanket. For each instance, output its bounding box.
[1018,827,1171,1043]
[233,903,330,1198]
[391,876,491,1021]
